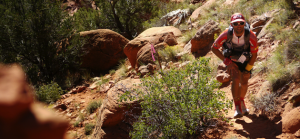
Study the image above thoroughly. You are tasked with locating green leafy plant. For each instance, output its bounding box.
[120,58,231,138]
[36,81,64,104]
[86,100,103,114]
[84,123,95,135]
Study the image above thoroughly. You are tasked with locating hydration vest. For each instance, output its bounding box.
[223,22,251,62]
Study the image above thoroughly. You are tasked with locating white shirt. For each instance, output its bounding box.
[232,32,245,47]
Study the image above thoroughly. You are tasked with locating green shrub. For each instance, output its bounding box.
[96,76,110,87]
[250,92,280,119]
[36,81,64,104]
[120,58,231,138]
[158,45,185,62]
[109,69,116,75]
[84,123,95,135]
[73,121,80,127]
[86,100,102,114]
[180,53,195,62]
[78,112,85,122]
[181,28,197,44]
[115,59,128,79]
[73,8,101,32]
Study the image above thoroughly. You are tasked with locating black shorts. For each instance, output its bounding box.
[233,61,251,73]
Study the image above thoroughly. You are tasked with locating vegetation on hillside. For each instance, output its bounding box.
[120,58,231,138]
[0,0,86,88]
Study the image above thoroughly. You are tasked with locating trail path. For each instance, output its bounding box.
[205,52,297,139]
[221,74,284,139]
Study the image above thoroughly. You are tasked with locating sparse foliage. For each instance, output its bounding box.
[158,45,185,62]
[250,92,280,119]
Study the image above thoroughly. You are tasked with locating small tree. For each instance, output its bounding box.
[120,58,231,138]
[94,0,160,39]
[0,0,86,87]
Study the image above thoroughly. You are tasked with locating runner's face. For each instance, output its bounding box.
[232,22,245,34]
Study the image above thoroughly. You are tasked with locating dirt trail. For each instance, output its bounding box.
[219,72,296,138]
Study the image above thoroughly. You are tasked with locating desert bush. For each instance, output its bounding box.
[109,69,116,75]
[96,76,110,87]
[181,28,198,44]
[180,53,195,62]
[35,81,64,104]
[158,45,185,62]
[120,58,231,138]
[86,100,103,114]
[250,92,280,119]
[84,123,95,135]
[115,59,129,79]
[73,121,80,127]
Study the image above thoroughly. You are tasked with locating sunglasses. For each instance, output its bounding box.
[233,22,245,26]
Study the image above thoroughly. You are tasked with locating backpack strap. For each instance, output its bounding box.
[227,26,234,44]
[243,22,250,51]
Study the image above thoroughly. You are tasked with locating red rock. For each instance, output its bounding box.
[80,29,129,72]
[92,78,142,139]
[124,26,181,70]
[0,64,70,139]
[190,20,221,54]
[282,107,300,133]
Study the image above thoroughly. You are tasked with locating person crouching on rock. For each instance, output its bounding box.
[211,13,258,118]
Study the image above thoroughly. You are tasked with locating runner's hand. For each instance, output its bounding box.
[227,62,238,75]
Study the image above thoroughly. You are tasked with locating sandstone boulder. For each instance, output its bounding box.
[0,64,70,139]
[137,26,182,38]
[80,29,129,72]
[190,20,221,55]
[136,42,167,66]
[92,78,142,139]
[282,107,300,133]
[190,0,216,20]
[289,88,300,106]
[124,26,181,69]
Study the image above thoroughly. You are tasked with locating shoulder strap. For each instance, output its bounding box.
[227,25,234,43]
[243,22,250,51]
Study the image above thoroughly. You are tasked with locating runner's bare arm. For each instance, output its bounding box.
[211,30,228,61]
[248,31,258,66]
